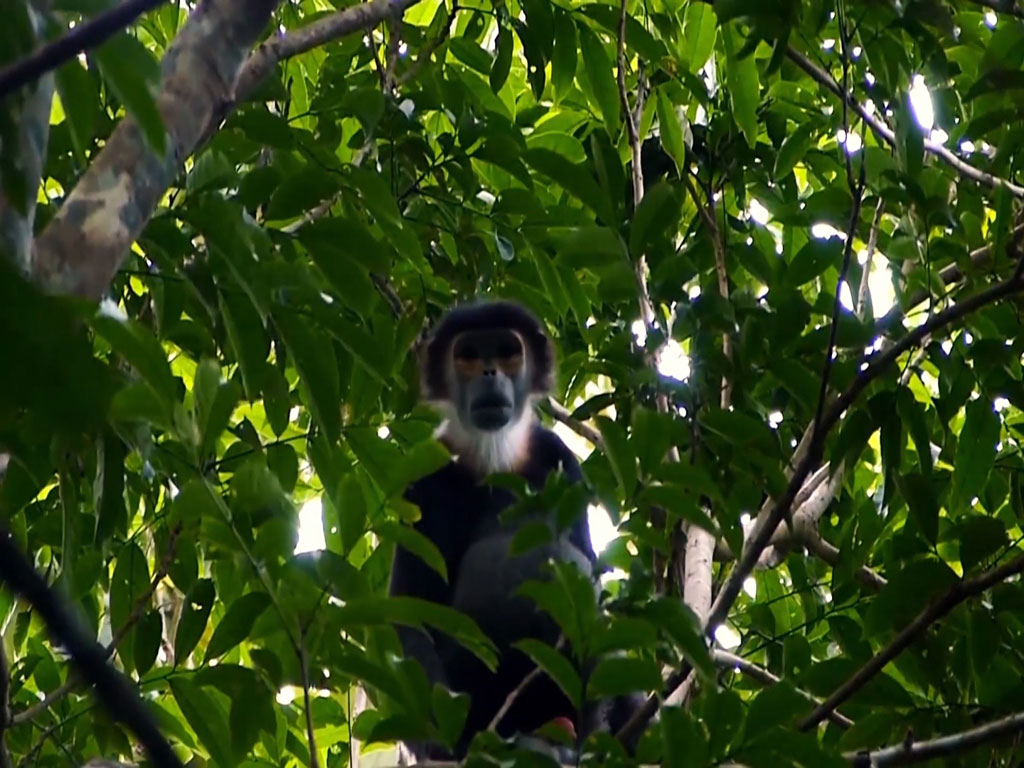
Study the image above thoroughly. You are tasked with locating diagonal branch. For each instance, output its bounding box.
[11,524,182,726]
[786,47,1024,198]
[0,525,182,768]
[0,0,169,100]
[713,650,853,729]
[800,552,1024,730]
[617,268,1024,745]
[845,709,1024,766]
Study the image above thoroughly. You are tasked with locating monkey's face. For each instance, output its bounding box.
[450,328,529,431]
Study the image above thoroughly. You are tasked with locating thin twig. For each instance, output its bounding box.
[0,0,169,99]
[786,46,1024,197]
[488,636,566,733]
[396,2,458,86]
[299,634,321,768]
[857,199,885,318]
[800,552,1024,730]
[713,650,852,729]
[12,524,182,725]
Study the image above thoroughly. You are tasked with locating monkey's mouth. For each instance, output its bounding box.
[471,397,513,428]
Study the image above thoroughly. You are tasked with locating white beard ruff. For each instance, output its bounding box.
[434,403,535,476]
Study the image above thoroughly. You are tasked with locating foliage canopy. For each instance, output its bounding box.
[4,0,1024,767]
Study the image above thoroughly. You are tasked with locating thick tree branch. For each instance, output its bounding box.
[800,552,1024,730]
[0,0,168,100]
[786,47,1024,198]
[0,526,182,768]
[846,709,1024,766]
[33,0,281,299]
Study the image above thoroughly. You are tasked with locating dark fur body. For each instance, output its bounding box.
[390,423,600,758]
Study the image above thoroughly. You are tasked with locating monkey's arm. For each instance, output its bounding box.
[387,478,460,687]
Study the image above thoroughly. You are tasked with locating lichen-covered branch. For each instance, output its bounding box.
[32,0,281,299]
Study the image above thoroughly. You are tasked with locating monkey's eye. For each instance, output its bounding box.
[456,345,480,361]
[496,340,522,358]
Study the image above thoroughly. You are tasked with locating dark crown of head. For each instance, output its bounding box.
[421,300,555,399]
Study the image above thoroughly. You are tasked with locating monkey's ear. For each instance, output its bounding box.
[531,333,556,393]
[417,334,447,401]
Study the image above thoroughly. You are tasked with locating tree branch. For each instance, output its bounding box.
[11,524,181,726]
[785,47,1024,198]
[966,0,1024,20]
[0,0,169,100]
[0,525,182,767]
[800,552,1024,731]
[227,0,421,127]
[713,650,852,729]
[33,0,281,299]
[618,268,1024,745]
[845,709,1024,766]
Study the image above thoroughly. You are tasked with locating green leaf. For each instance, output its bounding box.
[595,416,638,497]
[662,705,709,768]
[587,656,661,698]
[205,592,272,662]
[787,238,843,287]
[133,609,162,676]
[959,515,1008,572]
[175,579,216,663]
[551,7,577,99]
[377,521,448,582]
[897,472,939,545]
[109,541,150,674]
[432,685,471,749]
[577,22,620,133]
[722,24,759,148]
[630,180,679,256]
[681,3,717,73]
[91,313,177,403]
[55,59,97,160]
[950,398,1000,513]
[94,428,126,543]
[272,308,341,444]
[524,149,614,222]
[773,122,815,179]
[336,597,498,669]
[514,638,583,709]
[656,87,687,175]
[170,677,236,768]
[489,25,513,93]
[93,32,165,154]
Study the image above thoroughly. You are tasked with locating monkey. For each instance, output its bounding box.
[388,299,641,761]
